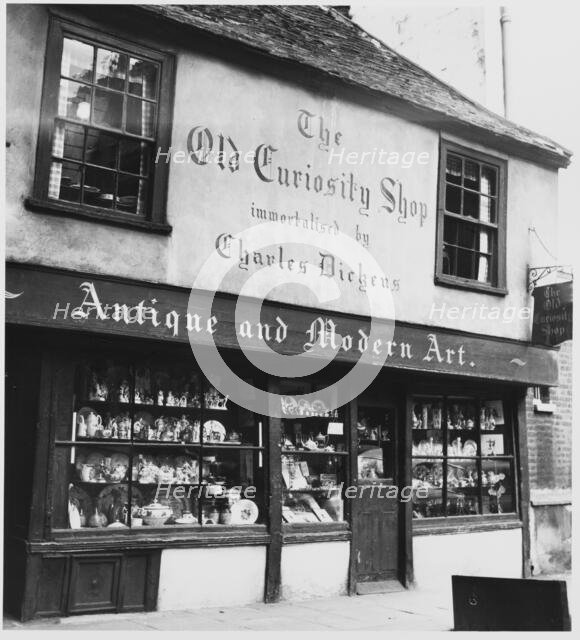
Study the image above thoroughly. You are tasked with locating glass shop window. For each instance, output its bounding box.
[437,142,506,292]
[34,20,173,223]
[53,356,266,532]
[279,382,348,525]
[411,396,516,519]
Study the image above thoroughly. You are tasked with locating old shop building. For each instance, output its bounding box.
[4,4,571,619]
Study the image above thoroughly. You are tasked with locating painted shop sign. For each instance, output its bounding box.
[178,108,429,223]
[6,265,558,386]
[532,281,573,346]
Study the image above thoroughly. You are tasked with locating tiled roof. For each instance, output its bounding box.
[140,4,571,167]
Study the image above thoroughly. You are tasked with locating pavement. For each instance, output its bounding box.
[4,588,452,631]
[3,573,571,632]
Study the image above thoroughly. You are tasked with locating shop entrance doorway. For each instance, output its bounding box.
[354,402,401,591]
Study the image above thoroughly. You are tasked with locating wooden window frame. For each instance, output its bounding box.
[435,139,508,295]
[410,394,520,524]
[28,15,174,234]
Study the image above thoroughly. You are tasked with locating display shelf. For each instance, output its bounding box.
[56,440,133,447]
[281,448,348,456]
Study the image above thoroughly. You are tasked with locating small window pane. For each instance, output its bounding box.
[443,218,457,244]
[446,154,462,185]
[129,58,158,99]
[481,165,497,195]
[445,185,461,214]
[93,88,124,130]
[482,459,515,514]
[120,140,151,176]
[442,244,455,275]
[117,174,141,214]
[61,38,94,82]
[456,248,475,279]
[447,459,480,515]
[412,458,444,518]
[84,167,116,207]
[86,129,118,169]
[58,79,92,121]
[464,160,480,190]
[479,195,496,223]
[49,161,82,202]
[126,97,156,137]
[478,229,490,253]
[457,221,477,250]
[52,122,85,161]
[96,48,127,91]
[463,190,479,219]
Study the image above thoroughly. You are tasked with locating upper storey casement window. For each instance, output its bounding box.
[436,141,507,294]
[31,17,174,231]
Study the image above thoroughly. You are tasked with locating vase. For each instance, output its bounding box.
[88,507,107,528]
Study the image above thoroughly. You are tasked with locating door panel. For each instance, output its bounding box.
[355,405,399,583]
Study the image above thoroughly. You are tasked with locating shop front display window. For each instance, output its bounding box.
[53,356,266,532]
[279,388,347,524]
[411,396,516,519]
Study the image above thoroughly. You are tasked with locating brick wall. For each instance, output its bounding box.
[526,340,572,490]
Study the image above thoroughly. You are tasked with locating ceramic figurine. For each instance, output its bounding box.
[89,373,108,401]
[118,380,130,403]
[205,386,228,410]
[134,389,144,405]
[188,393,201,408]
[192,420,200,443]
[166,391,177,407]
[101,420,112,439]
[179,393,188,407]
[157,390,165,406]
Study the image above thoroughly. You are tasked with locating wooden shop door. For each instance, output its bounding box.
[354,403,401,591]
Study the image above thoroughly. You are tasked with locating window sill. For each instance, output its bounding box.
[31,525,269,553]
[413,514,522,536]
[25,197,172,235]
[435,273,508,296]
[282,521,351,544]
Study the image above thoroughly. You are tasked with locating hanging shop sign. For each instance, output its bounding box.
[532,281,573,346]
[6,263,558,386]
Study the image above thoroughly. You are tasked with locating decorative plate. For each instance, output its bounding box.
[203,420,226,443]
[69,484,92,517]
[462,440,478,457]
[111,452,129,468]
[230,499,259,524]
[97,485,143,513]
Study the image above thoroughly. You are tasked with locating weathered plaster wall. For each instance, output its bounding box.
[6,5,560,343]
[157,546,267,610]
[280,541,349,600]
[413,528,522,595]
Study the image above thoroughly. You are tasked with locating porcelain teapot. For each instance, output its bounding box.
[86,411,102,437]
